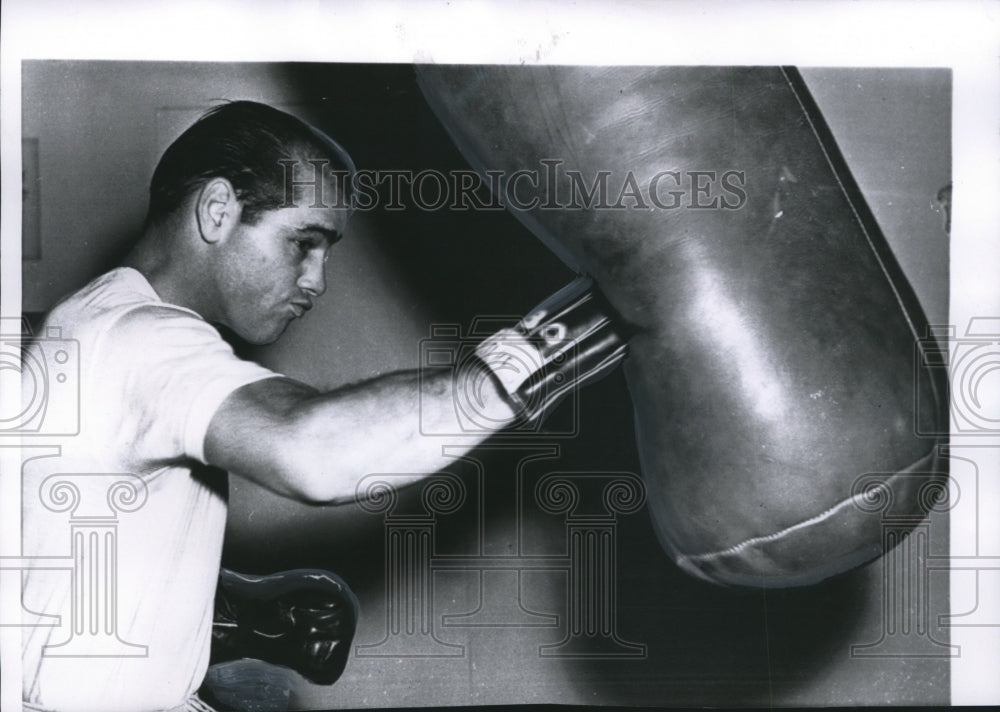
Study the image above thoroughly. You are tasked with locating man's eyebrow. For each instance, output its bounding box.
[296,224,343,244]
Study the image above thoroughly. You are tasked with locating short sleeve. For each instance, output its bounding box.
[97,304,280,470]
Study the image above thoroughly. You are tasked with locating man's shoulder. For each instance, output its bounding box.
[46,267,206,341]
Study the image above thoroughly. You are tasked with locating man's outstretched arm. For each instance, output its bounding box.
[204,361,515,504]
[204,277,628,505]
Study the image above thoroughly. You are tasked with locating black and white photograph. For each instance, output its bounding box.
[2,2,998,711]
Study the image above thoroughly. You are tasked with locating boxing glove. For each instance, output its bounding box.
[210,568,359,686]
[472,276,629,426]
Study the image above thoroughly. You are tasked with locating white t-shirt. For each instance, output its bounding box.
[21,267,279,712]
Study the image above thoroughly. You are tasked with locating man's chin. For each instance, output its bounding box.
[258,323,292,346]
[233,319,292,347]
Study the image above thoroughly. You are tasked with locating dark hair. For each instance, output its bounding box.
[146,100,356,225]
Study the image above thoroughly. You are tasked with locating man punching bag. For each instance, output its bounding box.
[416,65,947,588]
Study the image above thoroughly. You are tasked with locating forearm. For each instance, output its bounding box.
[292,363,515,501]
[206,276,626,505]
[211,361,516,505]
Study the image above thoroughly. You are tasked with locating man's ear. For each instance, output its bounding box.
[196,178,241,244]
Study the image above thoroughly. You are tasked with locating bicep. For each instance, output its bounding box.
[204,376,322,499]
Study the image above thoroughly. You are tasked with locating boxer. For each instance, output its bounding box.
[19,100,626,712]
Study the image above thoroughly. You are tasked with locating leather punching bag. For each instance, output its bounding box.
[416,65,947,587]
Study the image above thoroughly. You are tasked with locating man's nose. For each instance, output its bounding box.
[298,256,327,298]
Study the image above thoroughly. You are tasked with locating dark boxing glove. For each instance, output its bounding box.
[473,276,629,426]
[210,568,359,687]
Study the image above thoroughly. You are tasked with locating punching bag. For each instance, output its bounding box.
[416,65,947,587]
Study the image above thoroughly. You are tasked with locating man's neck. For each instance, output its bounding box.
[123,225,216,322]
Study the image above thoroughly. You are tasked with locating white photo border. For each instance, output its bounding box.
[2,1,997,708]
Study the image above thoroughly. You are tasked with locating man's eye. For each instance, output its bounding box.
[293,239,312,255]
